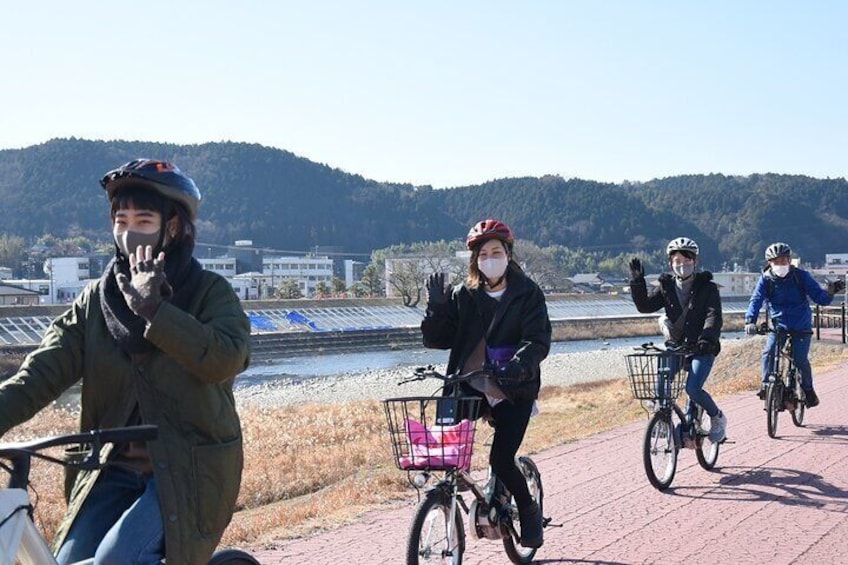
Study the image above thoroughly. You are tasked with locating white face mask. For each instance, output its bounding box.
[771,264,790,278]
[672,263,695,279]
[478,256,509,281]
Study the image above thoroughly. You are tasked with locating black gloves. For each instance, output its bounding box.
[696,339,717,356]
[426,272,449,306]
[117,249,172,321]
[628,257,644,280]
[827,279,845,296]
[496,360,527,383]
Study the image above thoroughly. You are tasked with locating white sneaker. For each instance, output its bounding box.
[709,411,727,442]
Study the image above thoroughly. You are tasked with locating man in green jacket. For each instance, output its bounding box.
[0,159,251,564]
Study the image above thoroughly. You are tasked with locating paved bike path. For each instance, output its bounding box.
[251,360,848,564]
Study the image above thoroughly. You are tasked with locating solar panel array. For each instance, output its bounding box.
[0,299,752,345]
[0,316,54,346]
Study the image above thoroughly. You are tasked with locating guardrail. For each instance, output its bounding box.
[815,304,846,343]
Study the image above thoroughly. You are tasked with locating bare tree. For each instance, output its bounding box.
[387,259,425,307]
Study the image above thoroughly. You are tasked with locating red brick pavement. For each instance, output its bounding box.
[248,358,848,564]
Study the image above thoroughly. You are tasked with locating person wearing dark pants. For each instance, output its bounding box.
[422,218,551,549]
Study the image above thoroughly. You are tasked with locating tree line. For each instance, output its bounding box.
[1,139,846,281]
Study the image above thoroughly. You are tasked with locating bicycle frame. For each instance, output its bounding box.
[762,325,807,437]
[0,489,56,564]
[765,328,798,390]
[386,366,544,564]
[628,345,720,490]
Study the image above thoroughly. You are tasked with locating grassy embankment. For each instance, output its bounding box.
[1,329,845,550]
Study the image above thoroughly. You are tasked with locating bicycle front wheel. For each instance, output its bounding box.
[502,456,543,565]
[208,549,261,564]
[643,410,677,491]
[407,488,465,565]
[791,373,805,427]
[766,382,782,438]
[694,408,720,470]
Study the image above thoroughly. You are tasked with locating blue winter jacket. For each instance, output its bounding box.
[745,266,833,330]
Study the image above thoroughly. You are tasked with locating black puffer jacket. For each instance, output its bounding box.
[630,271,723,354]
[421,266,551,402]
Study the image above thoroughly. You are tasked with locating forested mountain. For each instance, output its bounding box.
[0,139,845,269]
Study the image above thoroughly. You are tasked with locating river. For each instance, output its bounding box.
[239,333,743,384]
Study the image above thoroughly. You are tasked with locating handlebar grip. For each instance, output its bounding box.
[94,425,159,444]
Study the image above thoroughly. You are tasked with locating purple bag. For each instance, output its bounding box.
[486,345,519,368]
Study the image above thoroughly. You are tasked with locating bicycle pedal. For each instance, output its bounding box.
[542,517,562,528]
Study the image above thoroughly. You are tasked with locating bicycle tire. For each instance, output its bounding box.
[406,488,464,565]
[207,549,261,564]
[502,456,543,564]
[643,410,677,491]
[790,372,805,427]
[766,382,782,438]
[695,408,720,470]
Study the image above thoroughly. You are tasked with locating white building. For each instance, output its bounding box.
[711,271,760,298]
[0,267,13,280]
[44,257,90,283]
[262,255,333,298]
[198,256,238,278]
[229,272,264,301]
[344,259,366,289]
[812,253,848,278]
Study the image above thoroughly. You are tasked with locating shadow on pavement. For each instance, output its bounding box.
[808,424,848,444]
[668,465,848,509]
[533,558,629,565]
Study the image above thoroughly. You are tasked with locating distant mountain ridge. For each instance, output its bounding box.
[0,138,845,268]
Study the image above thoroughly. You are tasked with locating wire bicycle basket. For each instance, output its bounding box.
[625,350,687,402]
[383,396,482,472]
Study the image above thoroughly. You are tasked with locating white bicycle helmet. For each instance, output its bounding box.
[666,237,699,258]
[764,242,792,261]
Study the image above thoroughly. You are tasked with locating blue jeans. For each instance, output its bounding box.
[665,354,719,418]
[56,467,165,565]
[762,332,813,390]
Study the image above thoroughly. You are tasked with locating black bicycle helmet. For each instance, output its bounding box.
[666,237,699,258]
[765,242,792,261]
[100,159,201,220]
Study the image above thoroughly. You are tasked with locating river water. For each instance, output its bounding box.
[239,331,746,384]
[55,333,744,406]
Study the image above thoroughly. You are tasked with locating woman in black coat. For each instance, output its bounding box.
[629,236,726,443]
[422,219,551,549]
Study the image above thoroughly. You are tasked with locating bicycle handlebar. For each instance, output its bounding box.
[0,425,159,458]
[755,323,813,337]
[398,365,494,386]
[0,425,159,489]
[633,341,694,355]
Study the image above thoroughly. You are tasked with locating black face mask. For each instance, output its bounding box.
[114,230,162,258]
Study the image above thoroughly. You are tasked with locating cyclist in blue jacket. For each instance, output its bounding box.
[745,242,845,407]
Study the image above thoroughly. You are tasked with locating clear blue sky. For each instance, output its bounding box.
[2,1,845,188]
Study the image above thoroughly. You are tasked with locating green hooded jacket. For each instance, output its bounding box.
[0,270,250,564]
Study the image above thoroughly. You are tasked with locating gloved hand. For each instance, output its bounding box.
[628,257,644,280]
[696,339,716,355]
[827,279,845,296]
[426,272,449,306]
[116,246,172,321]
[496,360,527,383]
[745,323,758,336]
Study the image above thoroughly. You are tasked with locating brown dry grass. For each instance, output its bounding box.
[2,339,846,549]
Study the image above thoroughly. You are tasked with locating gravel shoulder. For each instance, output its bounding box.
[233,347,629,409]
